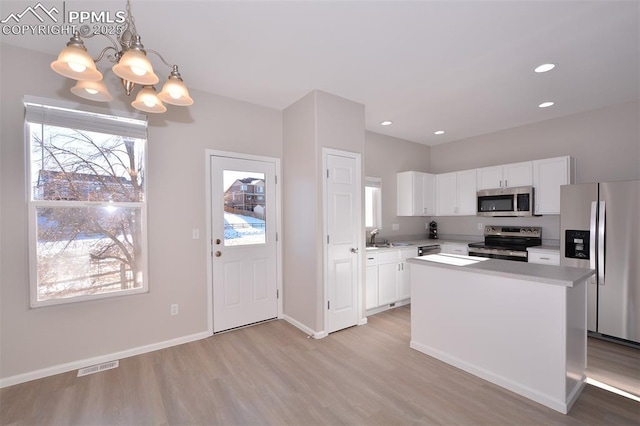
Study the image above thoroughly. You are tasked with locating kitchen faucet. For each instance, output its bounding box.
[369,228,379,246]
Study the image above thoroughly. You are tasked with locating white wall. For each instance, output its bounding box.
[0,45,282,382]
[364,131,432,241]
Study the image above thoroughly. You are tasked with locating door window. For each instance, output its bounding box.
[223,170,266,246]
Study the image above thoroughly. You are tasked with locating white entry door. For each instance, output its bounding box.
[210,155,278,333]
[325,149,362,333]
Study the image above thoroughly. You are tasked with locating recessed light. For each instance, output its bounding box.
[535,63,556,73]
[538,101,555,108]
[434,130,445,135]
[380,120,393,126]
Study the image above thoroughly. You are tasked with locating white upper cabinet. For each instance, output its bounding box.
[436,169,477,216]
[397,171,435,216]
[533,156,573,215]
[477,162,533,190]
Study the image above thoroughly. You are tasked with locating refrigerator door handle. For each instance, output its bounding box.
[598,201,606,285]
[590,201,597,271]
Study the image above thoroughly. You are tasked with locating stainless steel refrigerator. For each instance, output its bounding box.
[560,180,640,345]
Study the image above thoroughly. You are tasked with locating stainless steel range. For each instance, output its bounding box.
[468,226,541,262]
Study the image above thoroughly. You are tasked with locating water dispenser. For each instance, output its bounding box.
[565,230,590,259]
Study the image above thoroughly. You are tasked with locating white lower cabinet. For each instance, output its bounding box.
[365,254,379,310]
[527,248,560,265]
[366,247,416,311]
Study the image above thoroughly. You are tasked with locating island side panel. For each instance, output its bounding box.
[410,263,579,413]
[565,279,588,409]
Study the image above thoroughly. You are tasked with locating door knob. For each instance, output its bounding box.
[215,251,222,257]
[215,238,221,245]
[351,248,359,253]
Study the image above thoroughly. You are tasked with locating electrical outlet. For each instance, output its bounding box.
[170,304,179,316]
[192,228,200,239]
[478,223,483,231]
[425,222,429,229]
[392,223,399,231]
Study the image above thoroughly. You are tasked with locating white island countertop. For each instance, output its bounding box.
[407,254,594,287]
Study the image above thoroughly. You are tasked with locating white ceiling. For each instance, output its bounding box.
[2,0,638,145]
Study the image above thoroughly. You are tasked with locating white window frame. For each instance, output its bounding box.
[365,176,382,230]
[25,96,149,307]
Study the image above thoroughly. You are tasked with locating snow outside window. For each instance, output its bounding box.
[25,97,148,307]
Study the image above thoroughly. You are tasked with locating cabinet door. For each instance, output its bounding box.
[436,172,457,215]
[504,161,533,187]
[398,248,415,300]
[396,171,414,216]
[421,173,436,215]
[533,157,571,214]
[365,265,378,310]
[456,169,477,215]
[476,166,503,190]
[377,262,399,305]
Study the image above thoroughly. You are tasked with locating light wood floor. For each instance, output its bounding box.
[1,305,639,425]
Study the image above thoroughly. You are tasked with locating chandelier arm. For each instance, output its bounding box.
[145,49,175,69]
[93,46,119,64]
[77,31,121,63]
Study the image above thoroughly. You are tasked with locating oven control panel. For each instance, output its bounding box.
[484,226,541,237]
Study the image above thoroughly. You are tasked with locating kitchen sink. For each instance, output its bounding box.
[366,242,414,249]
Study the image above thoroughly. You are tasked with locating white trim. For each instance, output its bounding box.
[322,148,364,334]
[205,149,282,335]
[282,314,327,339]
[0,331,210,388]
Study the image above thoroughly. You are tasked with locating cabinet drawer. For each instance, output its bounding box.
[441,243,468,255]
[366,253,378,266]
[377,250,400,263]
[528,251,560,265]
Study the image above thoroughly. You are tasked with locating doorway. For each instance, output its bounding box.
[207,151,281,333]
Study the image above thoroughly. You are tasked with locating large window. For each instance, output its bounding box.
[25,97,148,307]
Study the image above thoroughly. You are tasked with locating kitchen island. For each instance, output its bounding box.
[407,254,595,414]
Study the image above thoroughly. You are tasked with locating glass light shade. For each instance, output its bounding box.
[112,50,159,85]
[131,86,167,113]
[51,45,103,81]
[71,80,113,102]
[158,77,194,106]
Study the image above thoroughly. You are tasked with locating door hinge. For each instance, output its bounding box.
[275,175,278,184]
[327,301,330,310]
[326,169,329,179]
[276,232,278,242]
[277,289,279,299]
[327,235,330,244]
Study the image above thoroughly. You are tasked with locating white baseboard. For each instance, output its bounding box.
[282,314,327,339]
[409,340,574,414]
[0,331,211,389]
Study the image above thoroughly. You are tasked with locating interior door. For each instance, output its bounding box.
[325,150,361,333]
[210,155,278,333]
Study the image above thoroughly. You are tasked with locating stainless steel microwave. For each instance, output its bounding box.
[477,186,535,217]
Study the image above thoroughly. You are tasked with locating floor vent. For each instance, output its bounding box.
[77,360,119,377]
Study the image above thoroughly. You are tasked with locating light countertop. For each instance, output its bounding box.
[365,238,480,252]
[407,254,594,287]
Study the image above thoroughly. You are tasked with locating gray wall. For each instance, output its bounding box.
[0,45,282,381]
[430,101,639,182]
[429,100,640,241]
[364,131,432,241]
[283,90,365,334]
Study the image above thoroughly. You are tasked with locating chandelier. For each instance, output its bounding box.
[50,0,193,113]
